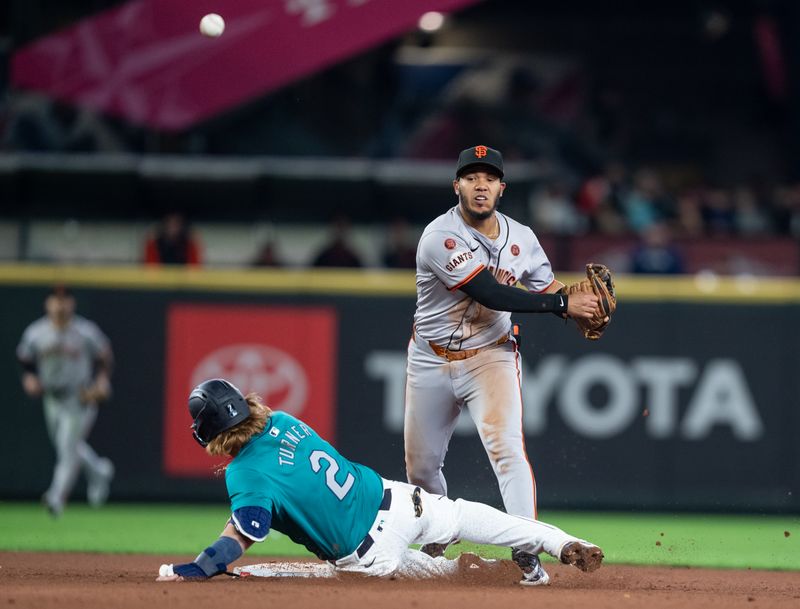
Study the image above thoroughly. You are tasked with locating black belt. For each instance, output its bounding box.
[45,388,75,400]
[355,488,392,559]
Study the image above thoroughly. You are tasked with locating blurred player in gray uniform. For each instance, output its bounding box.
[17,285,115,517]
[404,145,599,585]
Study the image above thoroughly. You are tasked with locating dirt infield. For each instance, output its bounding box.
[1,552,798,609]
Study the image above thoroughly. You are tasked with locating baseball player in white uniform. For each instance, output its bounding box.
[17,285,115,517]
[404,145,599,586]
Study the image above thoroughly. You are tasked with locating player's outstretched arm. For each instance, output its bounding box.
[18,355,43,397]
[81,348,114,404]
[20,370,43,397]
[156,522,254,582]
[459,269,597,318]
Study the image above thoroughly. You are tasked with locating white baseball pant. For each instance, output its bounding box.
[42,393,108,506]
[404,334,537,518]
[333,479,576,578]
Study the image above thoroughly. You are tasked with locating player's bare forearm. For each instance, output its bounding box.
[544,280,566,294]
[83,349,115,403]
[221,521,254,551]
[21,371,43,398]
[81,373,111,404]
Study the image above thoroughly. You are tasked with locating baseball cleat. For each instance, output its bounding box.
[420,542,449,558]
[512,548,550,586]
[559,540,604,572]
[41,492,63,519]
[88,458,115,507]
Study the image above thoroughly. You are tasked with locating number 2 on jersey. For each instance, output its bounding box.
[309,450,354,500]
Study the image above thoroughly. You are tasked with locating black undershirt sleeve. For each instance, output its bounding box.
[458,269,568,314]
[18,358,37,375]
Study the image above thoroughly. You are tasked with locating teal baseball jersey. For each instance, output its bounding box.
[225,411,384,560]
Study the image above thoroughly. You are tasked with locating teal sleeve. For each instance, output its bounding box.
[226,467,274,512]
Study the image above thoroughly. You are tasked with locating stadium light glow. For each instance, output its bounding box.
[418,11,445,33]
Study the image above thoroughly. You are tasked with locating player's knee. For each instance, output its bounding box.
[55,446,80,462]
[486,446,529,474]
[481,424,522,455]
[405,454,442,486]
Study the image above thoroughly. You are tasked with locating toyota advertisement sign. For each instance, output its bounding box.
[163,304,337,477]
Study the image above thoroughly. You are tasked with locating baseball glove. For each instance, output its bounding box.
[564,263,616,340]
[80,379,111,404]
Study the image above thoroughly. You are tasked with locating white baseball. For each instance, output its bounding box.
[158,563,173,577]
[199,13,225,38]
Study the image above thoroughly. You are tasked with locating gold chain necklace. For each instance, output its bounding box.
[486,217,500,239]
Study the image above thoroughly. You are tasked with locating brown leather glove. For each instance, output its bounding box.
[80,378,111,404]
[564,263,617,340]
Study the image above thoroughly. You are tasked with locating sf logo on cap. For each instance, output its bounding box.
[474,145,488,158]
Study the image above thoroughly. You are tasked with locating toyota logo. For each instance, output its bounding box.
[191,344,309,415]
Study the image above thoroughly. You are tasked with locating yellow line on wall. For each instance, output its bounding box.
[1,264,800,302]
[0,264,416,296]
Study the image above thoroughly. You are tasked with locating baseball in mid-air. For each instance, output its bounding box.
[199,13,225,38]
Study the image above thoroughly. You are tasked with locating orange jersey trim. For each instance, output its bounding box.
[449,264,486,291]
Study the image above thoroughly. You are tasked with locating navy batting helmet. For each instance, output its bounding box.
[188,379,251,447]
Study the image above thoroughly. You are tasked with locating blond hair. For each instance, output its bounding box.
[206,393,273,457]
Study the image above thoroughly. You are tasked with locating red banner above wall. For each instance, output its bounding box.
[11,0,480,131]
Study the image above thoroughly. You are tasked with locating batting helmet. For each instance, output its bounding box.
[188,379,251,447]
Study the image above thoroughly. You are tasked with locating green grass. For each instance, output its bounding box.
[1,502,797,570]
[0,502,307,556]
[457,511,800,571]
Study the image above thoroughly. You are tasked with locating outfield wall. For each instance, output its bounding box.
[0,264,797,513]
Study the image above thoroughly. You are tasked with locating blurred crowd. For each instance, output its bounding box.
[3,3,800,277]
[140,175,799,275]
[530,164,800,240]
[141,212,419,271]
